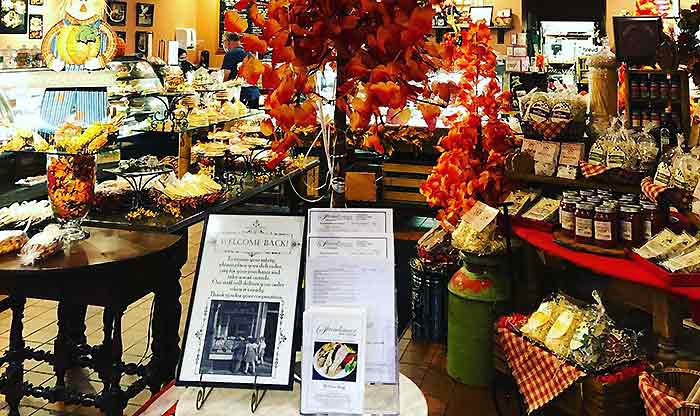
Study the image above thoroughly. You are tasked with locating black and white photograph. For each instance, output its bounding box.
[199,300,279,378]
[136,2,154,27]
[106,1,127,26]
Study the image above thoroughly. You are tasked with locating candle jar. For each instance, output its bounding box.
[575,202,595,244]
[620,205,642,246]
[594,205,618,248]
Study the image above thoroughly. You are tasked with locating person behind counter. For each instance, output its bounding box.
[179,48,196,76]
[221,32,261,109]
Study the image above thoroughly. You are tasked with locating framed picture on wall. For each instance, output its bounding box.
[136,3,154,27]
[0,0,28,34]
[106,1,127,26]
[135,31,151,55]
[469,6,494,26]
[28,13,41,39]
[115,31,127,42]
[29,0,43,5]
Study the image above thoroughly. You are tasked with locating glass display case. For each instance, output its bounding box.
[107,57,168,137]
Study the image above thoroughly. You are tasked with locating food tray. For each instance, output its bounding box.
[626,249,700,287]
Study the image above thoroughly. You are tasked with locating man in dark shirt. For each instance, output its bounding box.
[221,32,261,109]
[178,48,196,76]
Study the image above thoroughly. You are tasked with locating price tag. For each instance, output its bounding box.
[559,143,585,166]
[521,139,539,157]
[461,201,499,233]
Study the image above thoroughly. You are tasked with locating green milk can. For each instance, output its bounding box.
[447,251,510,386]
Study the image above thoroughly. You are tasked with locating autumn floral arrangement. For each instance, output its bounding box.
[420,22,514,226]
[224,0,454,205]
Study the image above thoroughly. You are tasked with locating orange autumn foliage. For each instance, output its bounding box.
[242,0,449,167]
[223,10,248,33]
[239,56,264,85]
[419,21,515,226]
[241,34,268,54]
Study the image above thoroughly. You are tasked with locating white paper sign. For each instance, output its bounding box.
[308,209,393,235]
[460,201,499,233]
[559,143,585,166]
[177,215,305,390]
[301,307,367,415]
[305,208,397,385]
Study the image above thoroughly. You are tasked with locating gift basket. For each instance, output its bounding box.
[519,90,589,141]
[517,291,645,373]
[582,118,658,186]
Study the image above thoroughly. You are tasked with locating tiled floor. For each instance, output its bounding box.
[0,223,509,416]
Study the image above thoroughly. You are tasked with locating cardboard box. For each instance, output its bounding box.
[517,32,527,46]
[511,45,528,57]
[505,57,521,72]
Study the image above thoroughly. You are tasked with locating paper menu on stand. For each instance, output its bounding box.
[301,307,367,415]
[305,208,397,385]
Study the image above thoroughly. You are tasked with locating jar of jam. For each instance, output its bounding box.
[641,202,663,241]
[588,196,603,205]
[671,82,680,100]
[563,191,579,199]
[631,80,640,98]
[580,190,596,199]
[560,198,577,237]
[640,81,649,98]
[620,205,642,246]
[650,81,660,99]
[594,205,618,248]
[660,81,669,98]
[632,112,642,128]
[575,202,595,244]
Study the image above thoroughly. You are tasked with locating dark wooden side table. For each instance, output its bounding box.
[0,227,183,416]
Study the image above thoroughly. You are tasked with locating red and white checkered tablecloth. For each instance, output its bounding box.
[579,161,610,178]
[497,328,586,414]
[133,381,179,416]
[641,176,669,203]
[638,372,685,416]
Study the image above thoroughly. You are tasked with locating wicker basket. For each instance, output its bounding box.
[653,368,700,416]
[520,119,588,142]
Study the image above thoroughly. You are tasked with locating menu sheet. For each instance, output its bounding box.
[301,306,367,415]
[305,208,397,385]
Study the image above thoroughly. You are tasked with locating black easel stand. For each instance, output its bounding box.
[195,374,268,413]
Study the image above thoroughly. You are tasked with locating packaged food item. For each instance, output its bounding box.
[417,225,458,263]
[522,197,561,222]
[504,189,541,216]
[19,224,64,265]
[635,122,660,173]
[569,293,614,369]
[635,229,680,259]
[544,302,584,356]
[451,202,506,255]
[588,41,618,137]
[0,230,28,255]
[520,296,568,343]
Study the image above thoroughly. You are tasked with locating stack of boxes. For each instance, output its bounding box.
[505,33,529,72]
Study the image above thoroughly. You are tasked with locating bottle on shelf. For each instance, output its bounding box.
[659,104,678,153]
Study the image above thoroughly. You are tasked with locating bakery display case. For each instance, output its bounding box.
[107,58,168,138]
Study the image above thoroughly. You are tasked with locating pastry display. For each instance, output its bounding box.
[0,230,29,256]
[19,224,64,265]
[188,108,209,127]
[192,142,228,157]
[15,175,47,187]
[0,200,53,230]
[47,154,96,222]
[154,173,222,200]
[116,155,166,173]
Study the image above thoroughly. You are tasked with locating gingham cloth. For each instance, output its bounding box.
[579,161,610,178]
[533,120,569,140]
[638,372,684,416]
[497,328,586,413]
[641,176,669,203]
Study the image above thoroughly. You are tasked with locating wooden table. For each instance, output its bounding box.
[0,228,183,416]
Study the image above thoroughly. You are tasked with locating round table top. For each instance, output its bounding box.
[175,374,427,416]
[0,227,180,275]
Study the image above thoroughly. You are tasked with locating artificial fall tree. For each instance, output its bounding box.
[419,22,514,226]
[225,0,453,207]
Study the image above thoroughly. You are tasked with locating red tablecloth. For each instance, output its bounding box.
[512,224,700,305]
